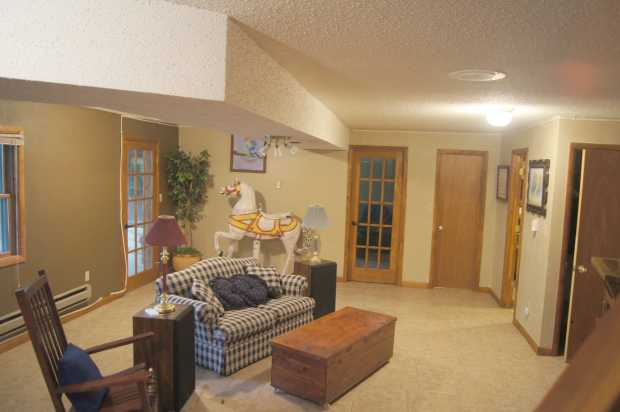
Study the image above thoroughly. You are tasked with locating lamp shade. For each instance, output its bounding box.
[145,215,186,247]
[303,205,329,230]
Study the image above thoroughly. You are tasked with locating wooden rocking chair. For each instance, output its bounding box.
[15,271,158,412]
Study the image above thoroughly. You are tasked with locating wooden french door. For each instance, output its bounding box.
[431,150,487,289]
[347,147,406,284]
[122,140,159,290]
[501,149,528,306]
[565,147,620,359]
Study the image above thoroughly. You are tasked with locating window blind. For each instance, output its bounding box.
[0,133,24,146]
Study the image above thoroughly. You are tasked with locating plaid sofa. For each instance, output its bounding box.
[155,256,315,376]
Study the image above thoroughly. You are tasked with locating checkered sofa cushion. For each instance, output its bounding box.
[274,310,313,337]
[165,294,210,326]
[280,274,308,296]
[244,264,283,297]
[195,331,272,376]
[259,296,315,322]
[212,307,276,343]
[191,280,225,325]
[155,256,259,296]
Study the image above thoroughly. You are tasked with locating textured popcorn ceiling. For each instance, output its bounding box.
[169,0,620,132]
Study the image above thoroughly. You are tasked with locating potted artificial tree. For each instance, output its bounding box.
[167,148,210,271]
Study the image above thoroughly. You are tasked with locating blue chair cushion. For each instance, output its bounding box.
[58,344,108,412]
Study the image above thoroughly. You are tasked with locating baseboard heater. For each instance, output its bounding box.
[0,284,92,342]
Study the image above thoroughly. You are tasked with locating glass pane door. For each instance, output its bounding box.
[123,141,158,283]
[349,148,404,284]
[355,157,395,270]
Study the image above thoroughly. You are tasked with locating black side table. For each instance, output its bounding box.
[133,304,195,412]
[294,259,337,319]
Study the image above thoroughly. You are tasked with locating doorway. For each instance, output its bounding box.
[430,150,488,289]
[122,139,160,290]
[345,146,407,284]
[500,149,528,307]
[556,144,620,359]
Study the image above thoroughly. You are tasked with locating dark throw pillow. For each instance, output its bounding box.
[209,275,270,310]
[58,344,108,412]
[244,265,283,298]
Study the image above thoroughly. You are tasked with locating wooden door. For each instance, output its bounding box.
[347,147,406,284]
[501,149,528,306]
[122,140,159,290]
[431,150,487,289]
[565,148,620,359]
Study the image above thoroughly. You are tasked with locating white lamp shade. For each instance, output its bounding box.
[303,205,329,230]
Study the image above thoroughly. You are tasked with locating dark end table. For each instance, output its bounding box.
[133,304,195,412]
[294,259,337,319]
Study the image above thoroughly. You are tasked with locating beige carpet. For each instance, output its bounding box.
[0,282,565,411]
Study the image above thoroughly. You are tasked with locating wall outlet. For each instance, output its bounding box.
[276,180,281,189]
[524,306,529,318]
[85,270,90,282]
[159,193,163,203]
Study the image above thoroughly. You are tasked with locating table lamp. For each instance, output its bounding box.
[145,215,186,314]
[303,205,329,264]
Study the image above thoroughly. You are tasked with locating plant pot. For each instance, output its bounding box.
[172,254,201,272]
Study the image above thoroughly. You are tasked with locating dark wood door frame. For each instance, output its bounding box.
[552,142,620,355]
[429,149,488,288]
[343,145,408,285]
[500,148,528,307]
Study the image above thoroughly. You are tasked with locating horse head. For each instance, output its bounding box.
[219,178,241,196]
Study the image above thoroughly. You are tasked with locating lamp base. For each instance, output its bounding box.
[154,302,176,314]
[154,293,176,314]
[310,252,322,264]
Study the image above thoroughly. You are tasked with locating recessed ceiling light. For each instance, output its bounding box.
[486,108,513,127]
[448,69,507,82]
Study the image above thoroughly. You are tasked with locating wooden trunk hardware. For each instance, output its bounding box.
[271,306,396,405]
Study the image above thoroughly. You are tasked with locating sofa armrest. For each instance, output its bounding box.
[281,274,308,296]
[167,294,221,328]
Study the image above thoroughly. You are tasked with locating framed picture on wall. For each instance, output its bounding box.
[526,159,550,217]
[496,165,510,201]
[230,135,266,173]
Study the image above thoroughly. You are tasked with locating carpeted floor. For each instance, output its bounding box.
[0,282,565,411]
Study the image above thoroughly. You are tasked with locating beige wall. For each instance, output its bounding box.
[495,118,620,349]
[0,100,178,318]
[181,127,502,288]
[495,119,560,347]
[351,130,502,287]
[180,127,348,274]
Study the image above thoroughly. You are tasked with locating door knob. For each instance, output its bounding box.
[438,225,444,231]
[576,265,588,274]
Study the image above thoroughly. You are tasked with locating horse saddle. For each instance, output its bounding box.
[261,211,291,220]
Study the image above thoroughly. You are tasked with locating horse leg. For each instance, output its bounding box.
[225,232,245,257]
[280,227,301,275]
[214,231,224,256]
[252,239,261,261]
[215,230,244,257]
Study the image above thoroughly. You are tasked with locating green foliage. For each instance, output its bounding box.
[174,246,201,256]
[167,149,210,247]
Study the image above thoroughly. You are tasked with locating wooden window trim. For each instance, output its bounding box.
[0,127,26,268]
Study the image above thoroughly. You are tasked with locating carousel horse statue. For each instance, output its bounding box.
[214,179,301,275]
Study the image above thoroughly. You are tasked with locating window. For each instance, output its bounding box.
[0,128,25,267]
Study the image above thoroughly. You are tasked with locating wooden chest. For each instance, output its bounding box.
[271,306,396,405]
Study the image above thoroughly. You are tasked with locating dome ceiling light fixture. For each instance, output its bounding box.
[486,107,514,127]
[448,69,507,82]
